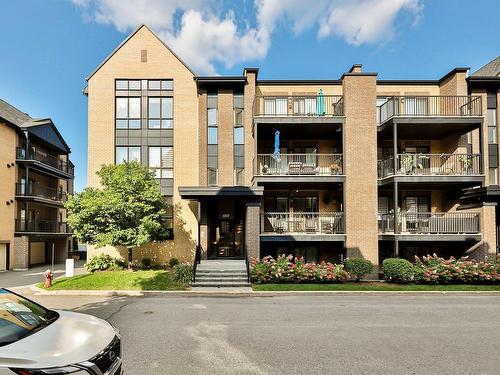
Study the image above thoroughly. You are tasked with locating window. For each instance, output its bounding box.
[233,93,244,185]
[488,109,497,144]
[487,91,498,184]
[164,196,174,239]
[115,97,141,129]
[148,97,173,128]
[115,80,141,90]
[148,147,173,178]
[208,93,218,185]
[264,98,287,115]
[489,168,498,185]
[115,147,141,164]
[148,80,173,90]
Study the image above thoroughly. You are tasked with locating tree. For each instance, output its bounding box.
[65,161,169,264]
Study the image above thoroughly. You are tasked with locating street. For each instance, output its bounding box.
[23,293,500,374]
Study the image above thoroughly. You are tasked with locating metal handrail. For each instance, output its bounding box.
[378,153,482,178]
[379,212,480,234]
[256,154,343,176]
[15,219,70,233]
[261,212,345,234]
[254,95,344,117]
[16,147,74,175]
[192,244,201,283]
[16,182,67,202]
[378,95,482,124]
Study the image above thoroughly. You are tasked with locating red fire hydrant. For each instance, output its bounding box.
[44,270,53,288]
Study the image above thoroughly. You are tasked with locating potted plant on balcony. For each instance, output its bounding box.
[329,161,342,175]
[459,155,473,174]
[400,154,423,174]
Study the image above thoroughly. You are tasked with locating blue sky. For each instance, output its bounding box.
[0,0,499,192]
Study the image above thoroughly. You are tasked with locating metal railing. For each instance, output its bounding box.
[378,95,482,124]
[16,182,67,202]
[192,245,201,283]
[16,147,74,176]
[261,212,345,234]
[254,95,344,117]
[379,212,480,234]
[15,219,70,233]
[378,154,481,178]
[256,154,343,176]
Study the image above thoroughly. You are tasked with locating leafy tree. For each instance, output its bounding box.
[65,162,168,264]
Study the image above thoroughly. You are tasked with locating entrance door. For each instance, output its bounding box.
[208,199,245,258]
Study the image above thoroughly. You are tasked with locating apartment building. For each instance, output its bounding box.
[85,25,500,267]
[0,99,74,270]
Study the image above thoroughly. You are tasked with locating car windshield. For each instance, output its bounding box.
[0,288,58,347]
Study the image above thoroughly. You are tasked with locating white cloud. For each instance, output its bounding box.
[73,0,423,74]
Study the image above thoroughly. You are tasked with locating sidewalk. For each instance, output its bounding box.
[29,285,500,297]
[1,261,85,288]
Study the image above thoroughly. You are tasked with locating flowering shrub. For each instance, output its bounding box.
[250,255,350,284]
[414,254,500,284]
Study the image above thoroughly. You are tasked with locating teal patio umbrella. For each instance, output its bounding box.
[316,89,325,116]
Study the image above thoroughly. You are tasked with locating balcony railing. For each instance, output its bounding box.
[16,183,67,203]
[15,219,70,234]
[378,95,482,124]
[256,154,343,176]
[261,212,345,234]
[17,147,74,176]
[254,95,344,117]
[379,212,480,234]
[378,154,482,178]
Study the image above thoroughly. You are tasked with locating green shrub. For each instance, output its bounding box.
[382,258,415,283]
[85,254,123,273]
[173,264,193,284]
[345,258,374,281]
[168,257,180,268]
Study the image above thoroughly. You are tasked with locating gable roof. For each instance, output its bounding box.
[85,24,196,81]
[0,98,31,127]
[471,56,500,77]
[0,99,70,153]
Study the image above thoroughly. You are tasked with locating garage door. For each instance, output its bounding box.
[0,244,7,271]
[30,242,46,265]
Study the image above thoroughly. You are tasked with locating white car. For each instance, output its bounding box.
[0,288,122,374]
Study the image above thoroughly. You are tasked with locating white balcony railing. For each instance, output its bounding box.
[262,212,345,234]
[256,154,343,176]
[379,212,480,234]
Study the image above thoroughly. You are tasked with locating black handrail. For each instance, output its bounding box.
[192,244,201,283]
[243,243,250,283]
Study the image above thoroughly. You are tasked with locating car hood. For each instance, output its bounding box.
[0,310,115,369]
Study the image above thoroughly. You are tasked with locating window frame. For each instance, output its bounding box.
[148,97,173,129]
[115,97,141,129]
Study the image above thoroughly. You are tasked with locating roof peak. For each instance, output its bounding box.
[471,55,500,77]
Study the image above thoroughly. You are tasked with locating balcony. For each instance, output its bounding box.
[254,95,344,124]
[261,212,345,242]
[378,95,482,124]
[16,183,67,204]
[15,219,71,234]
[378,154,483,184]
[254,154,343,184]
[16,147,74,177]
[379,212,481,241]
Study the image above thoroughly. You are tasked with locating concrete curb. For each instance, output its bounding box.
[29,285,500,297]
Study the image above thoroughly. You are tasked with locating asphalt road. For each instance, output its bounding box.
[25,293,500,375]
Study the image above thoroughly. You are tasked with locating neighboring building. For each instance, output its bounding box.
[0,99,74,270]
[84,25,500,267]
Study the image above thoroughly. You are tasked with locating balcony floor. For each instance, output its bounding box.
[261,233,346,242]
[379,233,481,242]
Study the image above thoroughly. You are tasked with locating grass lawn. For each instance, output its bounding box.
[38,270,188,291]
[252,282,500,292]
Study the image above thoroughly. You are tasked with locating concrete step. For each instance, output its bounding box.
[195,277,248,283]
[193,281,251,287]
[196,271,247,276]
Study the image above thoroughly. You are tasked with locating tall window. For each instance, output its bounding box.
[148,147,173,178]
[233,93,244,185]
[116,97,141,129]
[148,97,173,128]
[488,90,498,185]
[115,146,141,164]
[207,93,218,185]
